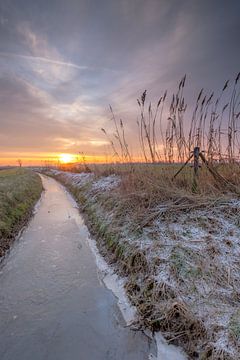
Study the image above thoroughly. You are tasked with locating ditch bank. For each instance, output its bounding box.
[43,169,240,360]
[0,169,43,258]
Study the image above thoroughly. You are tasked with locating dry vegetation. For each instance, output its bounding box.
[43,73,240,359]
[44,166,240,359]
[101,72,240,165]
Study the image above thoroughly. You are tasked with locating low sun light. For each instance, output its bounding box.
[59,153,76,164]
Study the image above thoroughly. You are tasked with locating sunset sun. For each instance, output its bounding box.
[59,153,76,164]
[0,0,239,357]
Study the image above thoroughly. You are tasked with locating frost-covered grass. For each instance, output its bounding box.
[0,168,42,257]
[44,168,240,359]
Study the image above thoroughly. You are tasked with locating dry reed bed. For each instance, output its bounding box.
[44,167,240,359]
[99,73,240,166]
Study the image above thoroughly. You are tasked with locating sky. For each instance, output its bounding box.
[0,0,239,165]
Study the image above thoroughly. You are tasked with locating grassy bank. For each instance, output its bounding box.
[0,168,43,257]
[45,168,240,360]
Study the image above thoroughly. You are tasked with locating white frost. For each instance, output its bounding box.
[150,333,187,360]
[85,219,187,360]
[91,174,121,192]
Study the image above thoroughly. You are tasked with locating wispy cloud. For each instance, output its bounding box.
[0,0,239,164]
[12,22,86,85]
[0,51,88,71]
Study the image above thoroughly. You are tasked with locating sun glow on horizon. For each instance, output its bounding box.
[59,153,77,164]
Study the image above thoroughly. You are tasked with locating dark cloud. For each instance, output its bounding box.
[0,0,239,163]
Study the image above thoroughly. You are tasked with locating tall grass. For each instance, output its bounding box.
[102,73,240,165]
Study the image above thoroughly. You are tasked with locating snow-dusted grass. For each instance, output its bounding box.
[44,168,240,359]
[50,169,94,187]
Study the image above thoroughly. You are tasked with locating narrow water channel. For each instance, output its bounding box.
[0,175,153,360]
